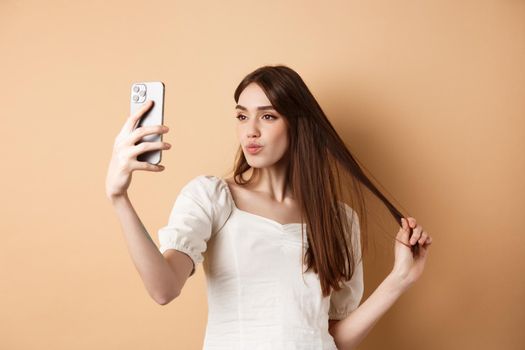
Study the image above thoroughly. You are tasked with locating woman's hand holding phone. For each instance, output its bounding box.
[105,100,171,201]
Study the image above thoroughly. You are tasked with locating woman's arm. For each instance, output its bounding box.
[110,194,185,305]
[329,273,408,350]
[329,217,432,349]
[104,100,185,304]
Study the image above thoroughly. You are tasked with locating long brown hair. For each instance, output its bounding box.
[224,64,417,297]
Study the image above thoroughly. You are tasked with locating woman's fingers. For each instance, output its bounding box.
[402,217,432,247]
[130,159,165,172]
[418,231,429,245]
[129,124,169,146]
[401,217,408,230]
[130,141,171,158]
[409,225,423,245]
[395,218,411,248]
[407,217,417,228]
[123,100,154,134]
[398,217,433,248]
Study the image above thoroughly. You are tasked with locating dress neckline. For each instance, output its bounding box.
[216,176,306,229]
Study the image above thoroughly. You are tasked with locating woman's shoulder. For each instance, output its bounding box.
[181,174,221,191]
[180,174,233,209]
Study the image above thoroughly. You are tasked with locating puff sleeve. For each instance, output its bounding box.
[157,175,232,277]
[328,203,364,320]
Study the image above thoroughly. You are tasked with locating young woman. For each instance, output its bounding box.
[105,65,433,349]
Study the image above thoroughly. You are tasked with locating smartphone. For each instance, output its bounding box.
[130,81,165,165]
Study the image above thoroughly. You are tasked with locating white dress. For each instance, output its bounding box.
[157,175,364,350]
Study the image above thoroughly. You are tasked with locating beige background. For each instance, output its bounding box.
[1,0,524,349]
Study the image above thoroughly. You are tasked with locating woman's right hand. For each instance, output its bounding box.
[105,100,171,201]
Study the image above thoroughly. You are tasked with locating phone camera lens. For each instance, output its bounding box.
[133,95,139,102]
[133,86,140,93]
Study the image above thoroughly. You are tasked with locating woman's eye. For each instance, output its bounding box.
[236,114,276,121]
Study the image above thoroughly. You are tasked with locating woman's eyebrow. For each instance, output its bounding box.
[235,104,275,111]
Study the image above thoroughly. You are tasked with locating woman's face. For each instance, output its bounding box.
[235,83,289,168]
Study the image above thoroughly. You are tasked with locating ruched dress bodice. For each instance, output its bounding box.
[157,175,364,350]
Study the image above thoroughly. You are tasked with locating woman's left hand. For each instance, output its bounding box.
[391,217,433,289]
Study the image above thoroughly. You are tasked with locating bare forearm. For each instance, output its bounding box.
[110,194,180,304]
[331,273,410,350]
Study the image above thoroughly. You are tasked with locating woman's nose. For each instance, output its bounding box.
[245,123,260,137]
[247,130,260,138]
